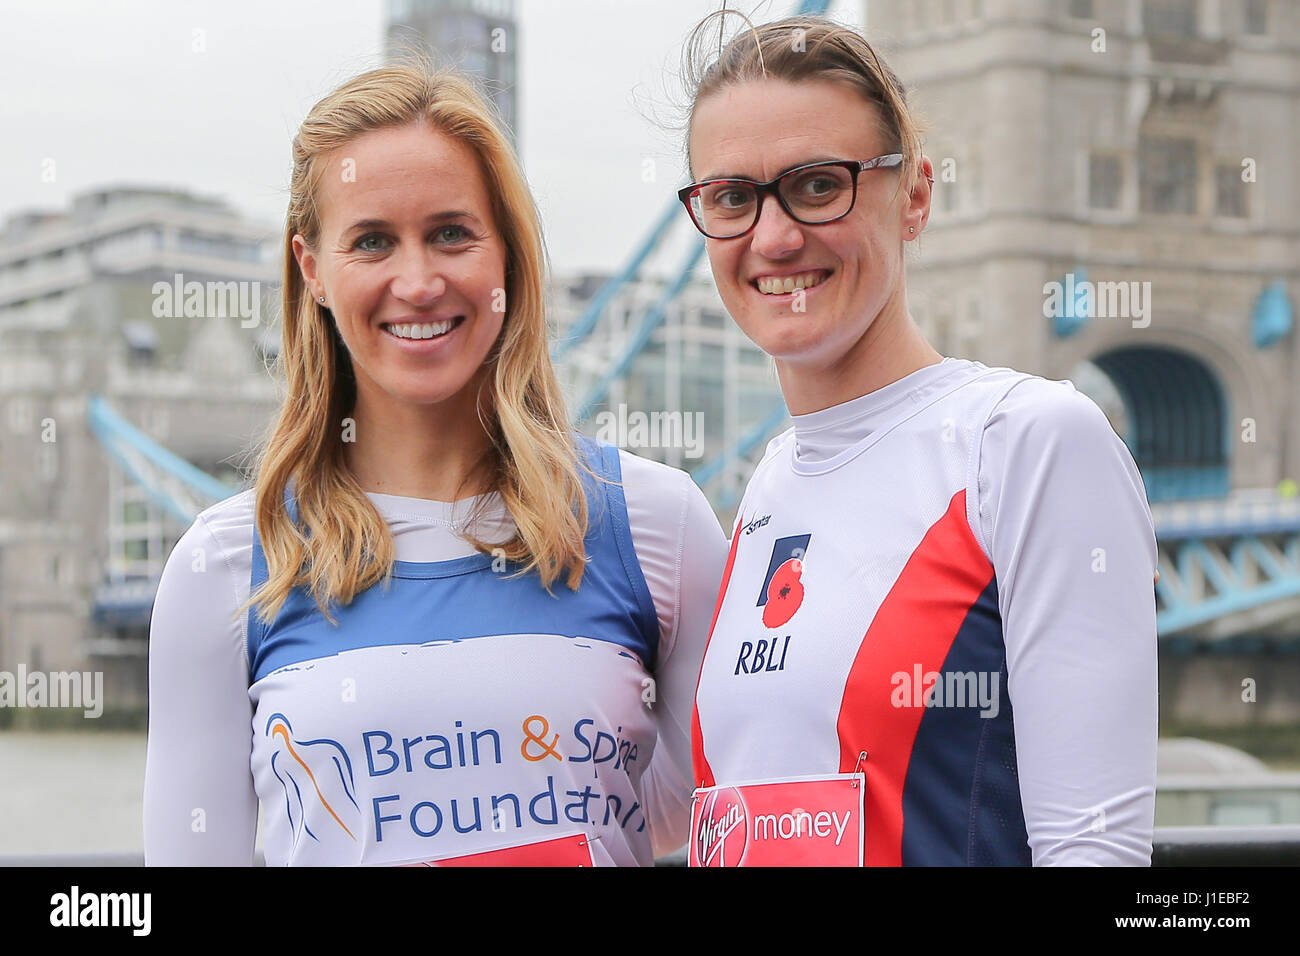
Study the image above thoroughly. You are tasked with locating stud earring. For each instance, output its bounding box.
[909,227,915,233]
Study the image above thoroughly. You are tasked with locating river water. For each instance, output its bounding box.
[0,731,253,860]
[0,731,150,857]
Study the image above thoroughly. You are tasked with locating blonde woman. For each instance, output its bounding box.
[142,60,727,866]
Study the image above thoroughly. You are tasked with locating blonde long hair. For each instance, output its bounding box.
[237,56,590,629]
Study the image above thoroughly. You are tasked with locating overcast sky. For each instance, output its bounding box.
[1,0,865,276]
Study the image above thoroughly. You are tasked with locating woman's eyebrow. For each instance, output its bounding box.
[342,210,480,235]
[696,173,747,185]
[697,157,843,183]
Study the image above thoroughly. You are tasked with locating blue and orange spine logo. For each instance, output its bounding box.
[266,713,359,847]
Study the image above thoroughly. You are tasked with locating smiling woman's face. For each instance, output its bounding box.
[293,121,507,414]
[688,78,923,375]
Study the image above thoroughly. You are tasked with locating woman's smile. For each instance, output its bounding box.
[379,314,467,350]
[750,268,832,299]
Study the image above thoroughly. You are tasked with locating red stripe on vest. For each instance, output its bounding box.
[835,490,994,866]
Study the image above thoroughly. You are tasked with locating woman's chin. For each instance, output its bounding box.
[373,377,478,410]
[749,322,826,364]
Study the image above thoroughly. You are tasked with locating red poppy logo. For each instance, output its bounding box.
[762,558,804,629]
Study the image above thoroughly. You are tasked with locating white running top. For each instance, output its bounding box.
[144,447,728,866]
[692,358,1159,866]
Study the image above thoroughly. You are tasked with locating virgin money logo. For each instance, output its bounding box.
[757,534,810,629]
[695,787,748,867]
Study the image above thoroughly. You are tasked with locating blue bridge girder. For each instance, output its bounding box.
[87,394,239,524]
[1154,495,1300,638]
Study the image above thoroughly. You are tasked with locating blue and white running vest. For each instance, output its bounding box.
[245,437,662,866]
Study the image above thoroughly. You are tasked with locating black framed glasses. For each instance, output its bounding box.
[677,154,905,239]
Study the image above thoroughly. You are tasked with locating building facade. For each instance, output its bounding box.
[865,0,1299,501]
[0,186,277,721]
[384,0,520,145]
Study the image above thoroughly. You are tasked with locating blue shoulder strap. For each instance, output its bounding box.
[575,435,661,669]
[245,480,299,672]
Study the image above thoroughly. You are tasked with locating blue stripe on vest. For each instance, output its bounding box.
[245,436,660,684]
[900,575,1031,866]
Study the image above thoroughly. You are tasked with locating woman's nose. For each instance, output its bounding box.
[748,194,805,259]
[389,247,447,305]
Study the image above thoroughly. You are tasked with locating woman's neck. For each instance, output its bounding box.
[342,378,496,502]
[776,299,943,416]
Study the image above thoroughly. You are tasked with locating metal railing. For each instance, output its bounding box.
[1152,825,1300,866]
[4,828,1297,866]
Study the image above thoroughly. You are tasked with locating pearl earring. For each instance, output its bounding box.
[909,227,915,233]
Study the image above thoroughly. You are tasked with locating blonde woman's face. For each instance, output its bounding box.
[688,78,927,373]
[293,122,507,414]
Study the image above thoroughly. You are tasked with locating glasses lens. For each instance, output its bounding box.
[690,181,758,238]
[778,165,855,223]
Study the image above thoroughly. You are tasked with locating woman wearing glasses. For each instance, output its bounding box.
[143,59,728,866]
[681,15,1158,866]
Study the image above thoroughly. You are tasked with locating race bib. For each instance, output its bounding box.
[400,832,597,867]
[689,773,864,867]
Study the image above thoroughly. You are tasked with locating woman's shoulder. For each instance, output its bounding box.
[193,486,258,536]
[571,434,692,499]
[604,445,716,520]
[587,443,722,544]
[195,487,259,551]
[972,366,1141,505]
[161,488,258,583]
[612,444,691,486]
[976,366,1116,440]
[152,489,259,661]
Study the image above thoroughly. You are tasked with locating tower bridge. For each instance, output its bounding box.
[3,0,1299,725]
